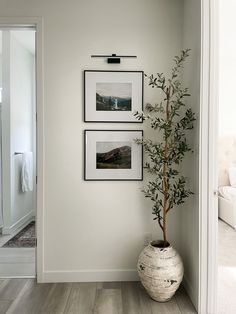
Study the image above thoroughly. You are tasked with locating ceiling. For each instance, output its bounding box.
[0,30,35,55]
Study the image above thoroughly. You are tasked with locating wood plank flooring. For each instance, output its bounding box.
[0,249,35,277]
[0,279,196,314]
[218,219,236,313]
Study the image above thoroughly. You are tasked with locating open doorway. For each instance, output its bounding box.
[0,28,36,277]
[217,1,236,312]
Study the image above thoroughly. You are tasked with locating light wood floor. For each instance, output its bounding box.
[0,279,196,314]
[218,219,236,313]
[0,249,35,277]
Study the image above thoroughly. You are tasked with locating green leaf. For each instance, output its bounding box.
[133,49,195,232]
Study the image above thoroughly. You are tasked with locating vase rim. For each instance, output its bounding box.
[150,240,171,249]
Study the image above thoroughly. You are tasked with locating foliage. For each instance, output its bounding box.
[134,49,195,245]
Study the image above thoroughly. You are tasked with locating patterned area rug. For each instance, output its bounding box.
[3,222,36,248]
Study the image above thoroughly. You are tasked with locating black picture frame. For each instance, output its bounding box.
[84,129,143,181]
[84,70,144,123]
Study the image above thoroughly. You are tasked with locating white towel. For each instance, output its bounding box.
[21,152,33,192]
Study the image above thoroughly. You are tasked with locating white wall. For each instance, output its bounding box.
[10,32,36,225]
[1,31,36,233]
[0,31,2,88]
[219,0,236,137]
[0,55,2,88]
[179,0,201,309]
[2,30,12,233]
[0,0,187,280]
[0,31,2,227]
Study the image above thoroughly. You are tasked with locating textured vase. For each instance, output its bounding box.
[137,240,184,302]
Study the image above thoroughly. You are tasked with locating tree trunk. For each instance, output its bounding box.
[162,87,170,247]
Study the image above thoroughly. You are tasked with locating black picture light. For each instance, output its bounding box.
[91,54,137,64]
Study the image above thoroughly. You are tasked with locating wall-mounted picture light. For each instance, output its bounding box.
[91,54,137,64]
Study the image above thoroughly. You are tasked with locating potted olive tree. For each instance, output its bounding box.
[135,49,195,302]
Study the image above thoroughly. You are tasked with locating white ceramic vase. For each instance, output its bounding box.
[137,240,184,302]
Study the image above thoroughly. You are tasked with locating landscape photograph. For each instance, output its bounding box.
[96,141,132,169]
[96,82,132,111]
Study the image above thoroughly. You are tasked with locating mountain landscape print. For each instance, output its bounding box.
[96,82,132,111]
[96,142,132,169]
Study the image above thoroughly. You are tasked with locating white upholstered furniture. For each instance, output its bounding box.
[218,137,236,229]
[218,195,236,229]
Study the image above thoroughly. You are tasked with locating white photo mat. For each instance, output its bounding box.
[84,130,143,180]
[84,71,143,122]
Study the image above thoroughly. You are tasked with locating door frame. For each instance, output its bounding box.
[0,17,44,281]
[199,0,219,313]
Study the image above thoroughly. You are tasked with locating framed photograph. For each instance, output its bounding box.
[84,130,143,181]
[84,70,143,123]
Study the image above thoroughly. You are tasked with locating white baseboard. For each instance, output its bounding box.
[2,210,35,235]
[41,269,139,283]
[183,275,197,310]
